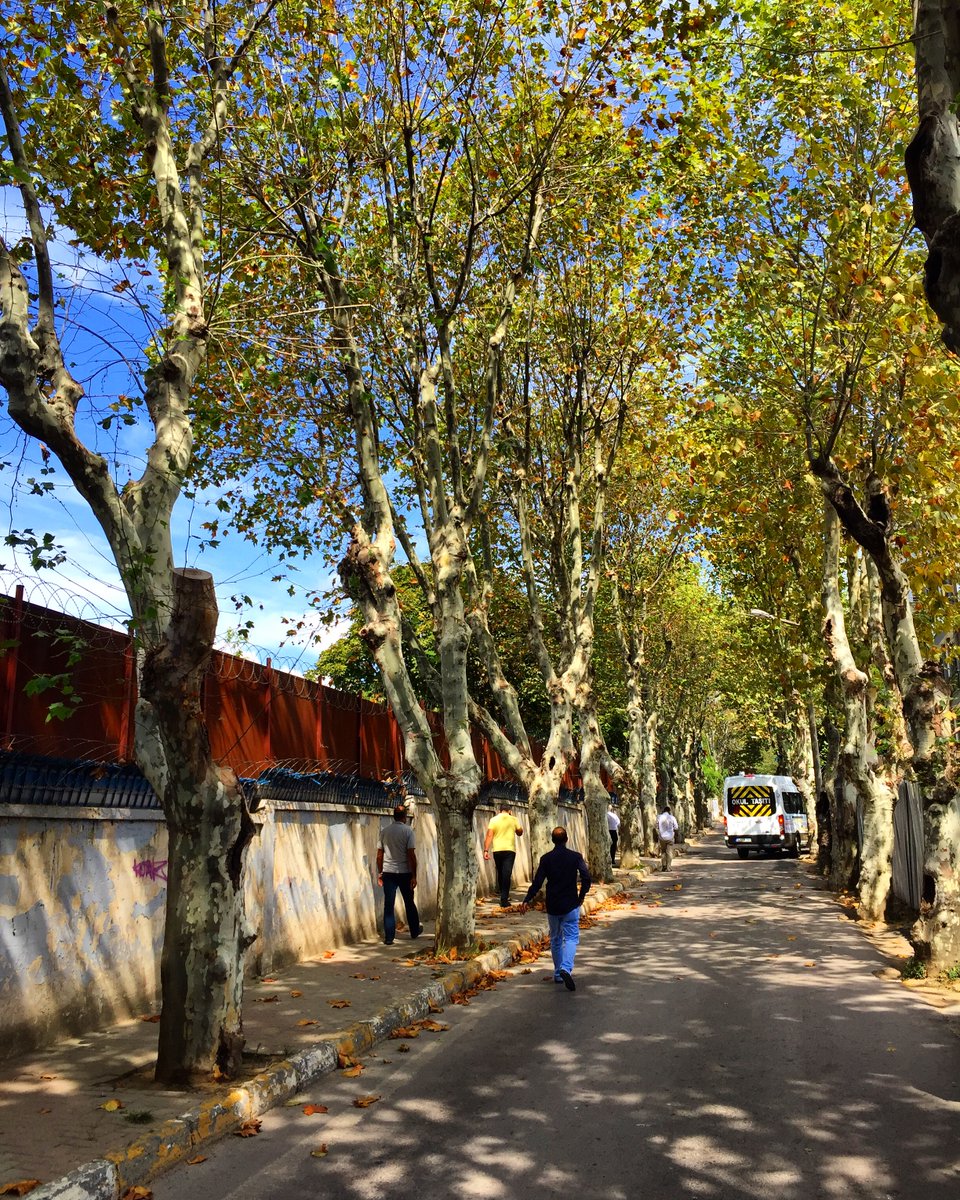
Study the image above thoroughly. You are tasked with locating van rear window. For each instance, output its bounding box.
[726,784,774,816]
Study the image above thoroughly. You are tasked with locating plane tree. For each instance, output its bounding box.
[0,1,279,1081]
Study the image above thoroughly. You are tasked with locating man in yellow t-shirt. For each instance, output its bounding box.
[483,802,524,907]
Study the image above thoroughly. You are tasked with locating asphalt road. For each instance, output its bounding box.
[151,833,960,1200]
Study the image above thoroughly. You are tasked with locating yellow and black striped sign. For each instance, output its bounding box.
[727,784,774,816]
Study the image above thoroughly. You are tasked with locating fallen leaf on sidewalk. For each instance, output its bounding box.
[310,1145,329,1158]
[521,968,532,974]
[428,1000,443,1013]
[390,1026,421,1038]
[419,1020,449,1032]
[296,1019,318,1027]
[186,1156,207,1165]
[329,999,351,1008]
[303,1104,329,1115]
[290,990,303,998]
[139,1014,161,1023]
[120,1189,152,1200]
[100,1099,123,1112]
[352,1095,381,1108]
[337,1053,359,1069]
[234,1119,262,1137]
[322,951,336,960]
[255,995,279,1003]
[341,1065,364,1077]
[0,1182,42,1197]
[261,976,279,983]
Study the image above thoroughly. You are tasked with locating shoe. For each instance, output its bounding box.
[384,939,394,945]
[554,974,563,983]
[410,925,423,939]
[559,969,576,992]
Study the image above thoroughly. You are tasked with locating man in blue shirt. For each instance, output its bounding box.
[519,826,591,991]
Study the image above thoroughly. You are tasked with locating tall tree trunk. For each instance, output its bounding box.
[820,505,893,919]
[434,788,481,951]
[578,695,614,883]
[141,570,256,1082]
[812,459,956,961]
[639,708,660,856]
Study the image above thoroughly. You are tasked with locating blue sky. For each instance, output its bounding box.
[0,192,343,671]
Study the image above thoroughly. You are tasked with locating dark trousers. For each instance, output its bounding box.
[493,850,516,907]
[610,831,618,865]
[382,872,420,943]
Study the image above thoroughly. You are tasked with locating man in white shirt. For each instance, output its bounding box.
[376,805,423,945]
[656,804,679,872]
[606,804,621,866]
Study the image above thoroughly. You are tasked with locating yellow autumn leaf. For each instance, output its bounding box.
[0,1183,42,1197]
[100,1099,123,1112]
[352,1095,381,1109]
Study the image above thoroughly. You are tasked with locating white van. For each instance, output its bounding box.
[723,773,809,858]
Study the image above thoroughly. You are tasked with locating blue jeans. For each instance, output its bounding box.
[381,873,420,943]
[548,908,580,976]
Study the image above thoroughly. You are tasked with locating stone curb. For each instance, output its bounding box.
[26,878,636,1200]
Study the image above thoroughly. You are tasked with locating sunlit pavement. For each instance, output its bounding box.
[148,832,960,1200]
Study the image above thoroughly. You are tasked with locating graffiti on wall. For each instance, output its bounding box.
[133,858,167,882]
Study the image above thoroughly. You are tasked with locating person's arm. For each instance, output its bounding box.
[376,846,384,888]
[519,858,547,911]
[515,822,523,837]
[483,824,493,859]
[577,856,591,906]
[407,846,418,889]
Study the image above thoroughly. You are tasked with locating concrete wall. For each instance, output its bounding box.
[0,800,586,1058]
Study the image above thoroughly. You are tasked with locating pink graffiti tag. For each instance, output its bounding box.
[133,859,168,882]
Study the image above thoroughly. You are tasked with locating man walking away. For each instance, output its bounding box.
[607,803,621,867]
[483,801,524,907]
[377,804,423,945]
[657,804,679,873]
[519,826,590,991]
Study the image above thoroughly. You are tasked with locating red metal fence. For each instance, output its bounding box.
[0,587,530,785]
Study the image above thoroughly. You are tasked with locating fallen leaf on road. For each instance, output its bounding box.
[310,1145,328,1158]
[338,1053,359,1069]
[100,1099,123,1112]
[296,1019,318,1027]
[672,884,682,891]
[139,1014,161,1023]
[120,1189,152,1200]
[290,990,303,998]
[419,1020,449,1032]
[0,1182,42,1197]
[341,1065,364,1077]
[794,883,803,889]
[303,1104,329,1115]
[787,935,798,942]
[351,973,367,980]
[39,1075,55,1080]
[521,968,532,974]
[261,976,279,983]
[352,1095,381,1108]
[186,1156,207,1166]
[328,1000,351,1009]
[398,1044,410,1052]
[369,975,381,981]
[886,1046,896,1052]
[803,962,817,968]
[255,995,279,1003]
[322,951,336,960]
[390,1026,421,1039]
[37,1108,51,1115]
[708,932,718,939]
[428,1000,443,1013]
[234,1119,262,1138]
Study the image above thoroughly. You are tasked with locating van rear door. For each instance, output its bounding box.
[726,782,776,841]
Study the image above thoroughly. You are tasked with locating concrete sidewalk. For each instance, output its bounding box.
[0,868,653,1200]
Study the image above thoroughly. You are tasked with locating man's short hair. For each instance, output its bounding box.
[551,826,568,844]
[498,802,511,811]
[392,804,408,820]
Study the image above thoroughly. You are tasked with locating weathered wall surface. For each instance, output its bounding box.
[0,801,586,1058]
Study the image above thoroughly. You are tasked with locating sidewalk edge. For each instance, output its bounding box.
[25,876,637,1200]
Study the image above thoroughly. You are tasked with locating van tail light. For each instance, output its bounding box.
[723,815,727,831]
[778,814,785,834]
